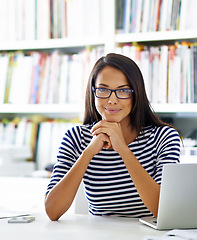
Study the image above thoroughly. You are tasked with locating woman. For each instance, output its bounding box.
[45,53,180,221]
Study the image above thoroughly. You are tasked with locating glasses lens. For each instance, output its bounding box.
[116,89,132,99]
[94,88,133,99]
[95,88,111,98]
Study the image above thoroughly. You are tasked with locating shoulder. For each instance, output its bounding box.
[64,123,93,146]
[66,123,93,137]
[59,123,94,157]
[155,125,180,141]
[140,125,180,147]
[143,125,180,139]
[145,125,181,151]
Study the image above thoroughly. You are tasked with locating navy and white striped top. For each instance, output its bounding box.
[46,124,180,218]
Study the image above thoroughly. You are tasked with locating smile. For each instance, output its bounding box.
[105,108,121,114]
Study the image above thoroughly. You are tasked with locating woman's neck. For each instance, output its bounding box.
[121,122,137,145]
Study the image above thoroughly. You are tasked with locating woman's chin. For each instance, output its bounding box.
[102,115,120,123]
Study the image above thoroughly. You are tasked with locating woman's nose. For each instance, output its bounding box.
[108,91,118,104]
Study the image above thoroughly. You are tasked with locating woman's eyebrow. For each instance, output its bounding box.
[97,83,108,87]
[97,83,130,88]
[117,84,130,88]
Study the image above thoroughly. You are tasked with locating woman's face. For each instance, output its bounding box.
[94,66,133,126]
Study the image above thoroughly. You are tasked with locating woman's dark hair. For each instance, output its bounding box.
[83,53,168,136]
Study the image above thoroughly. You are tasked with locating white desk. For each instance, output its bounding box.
[0,177,165,239]
[0,213,166,240]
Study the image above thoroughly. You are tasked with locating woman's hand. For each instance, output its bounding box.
[90,120,128,154]
[86,132,112,157]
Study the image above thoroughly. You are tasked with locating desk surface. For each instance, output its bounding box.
[0,177,165,239]
[0,213,165,240]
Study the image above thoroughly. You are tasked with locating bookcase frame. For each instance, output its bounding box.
[0,0,197,168]
[1,0,197,118]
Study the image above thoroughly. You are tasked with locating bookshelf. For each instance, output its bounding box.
[0,37,107,51]
[0,103,84,119]
[115,30,197,43]
[113,0,197,163]
[0,0,115,175]
[152,104,197,115]
[1,103,197,118]
[1,0,197,174]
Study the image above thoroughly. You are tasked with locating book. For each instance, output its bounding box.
[141,0,151,32]
[4,53,14,103]
[123,0,131,33]
[35,120,78,169]
[0,0,8,41]
[58,54,69,104]
[0,54,9,104]
[8,52,26,104]
[135,0,143,32]
[35,121,52,170]
[83,0,101,36]
[67,54,83,104]
[29,52,41,104]
[15,118,27,146]
[37,54,51,104]
[192,45,197,103]
[159,45,168,104]
[47,51,60,104]
[115,0,125,33]
[7,0,16,40]
[36,0,50,39]
[15,0,23,40]
[24,0,36,40]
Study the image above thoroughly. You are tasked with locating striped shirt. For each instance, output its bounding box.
[46,124,180,217]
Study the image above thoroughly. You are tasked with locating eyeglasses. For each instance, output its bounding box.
[92,87,134,99]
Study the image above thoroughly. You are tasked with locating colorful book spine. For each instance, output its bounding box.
[0,47,104,105]
[115,0,197,33]
[115,41,197,104]
[0,0,105,41]
[0,117,80,168]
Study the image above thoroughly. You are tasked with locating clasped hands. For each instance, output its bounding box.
[90,120,127,154]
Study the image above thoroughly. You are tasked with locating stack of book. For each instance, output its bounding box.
[115,0,197,33]
[0,117,79,170]
[115,41,197,104]
[0,47,104,105]
[0,0,107,41]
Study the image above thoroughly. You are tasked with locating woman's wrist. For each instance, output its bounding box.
[118,145,133,160]
[83,147,95,162]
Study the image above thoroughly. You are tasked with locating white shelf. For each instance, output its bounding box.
[0,145,31,161]
[0,103,84,113]
[152,103,197,114]
[0,104,84,119]
[115,30,197,43]
[1,103,197,117]
[0,37,106,51]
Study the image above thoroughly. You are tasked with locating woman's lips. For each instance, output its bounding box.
[105,108,120,114]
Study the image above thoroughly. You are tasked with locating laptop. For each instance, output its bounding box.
[139,163,197,230]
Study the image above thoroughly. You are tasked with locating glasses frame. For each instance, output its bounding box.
[92,87,134,99]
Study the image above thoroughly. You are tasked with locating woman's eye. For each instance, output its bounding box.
[119,89,130,93]
[98,88,108,92]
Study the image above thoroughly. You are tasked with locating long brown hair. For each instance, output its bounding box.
[83,53,167,136]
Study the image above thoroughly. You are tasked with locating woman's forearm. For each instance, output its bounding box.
[45,149,93,221]
[120,147,160,218]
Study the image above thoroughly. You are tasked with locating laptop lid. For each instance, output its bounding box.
[140,163,197,230]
